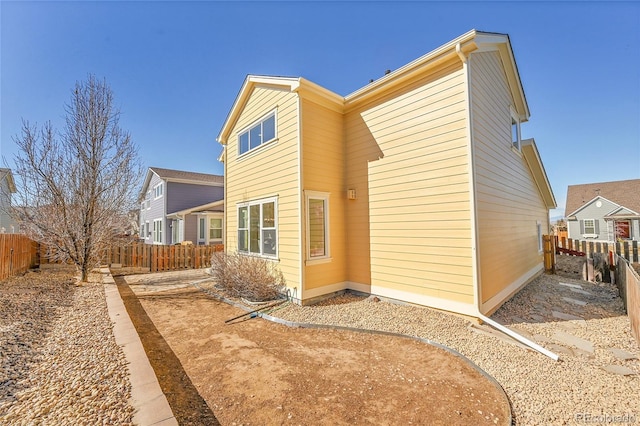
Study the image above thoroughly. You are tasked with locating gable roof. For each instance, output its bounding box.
[139,167,224,200]
[565,179,640,217]
[217,29,529,145]
[0,168,17,193]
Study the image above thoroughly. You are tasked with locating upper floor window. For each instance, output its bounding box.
[238,111,276,156]
[511,115,520,151]
[154,183,164,199]
[146,191,152,209]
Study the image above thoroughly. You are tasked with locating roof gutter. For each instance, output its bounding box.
[456,42,559,362]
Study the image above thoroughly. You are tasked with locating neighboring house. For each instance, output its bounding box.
[0,168,19,233]
[565,179,640,242]
[216,30,556,318]
[139,167,224,245]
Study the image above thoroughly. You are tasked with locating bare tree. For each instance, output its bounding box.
[12,75,142,281]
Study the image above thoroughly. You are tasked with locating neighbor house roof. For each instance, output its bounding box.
[139,167,223,200]
[565,179,640,217]
[217,29,529,145]
[0,168,17,193]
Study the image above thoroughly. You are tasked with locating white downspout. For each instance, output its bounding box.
[457,42,559,362]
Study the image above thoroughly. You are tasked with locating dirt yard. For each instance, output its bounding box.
[118,275,511,425]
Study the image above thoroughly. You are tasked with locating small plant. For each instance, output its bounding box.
[209,252,285,302]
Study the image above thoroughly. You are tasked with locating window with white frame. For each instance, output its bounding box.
[581,219,597,236]
[145,221,149,238]
[306,192,330,260]
[153,219,163,243]
[238,111,276,156]
[511,115,520,151]
[238,197,277,257]
[209,218,223,240]
[146,191,151,209]
[537,221,543,253]
[154,183,163,199]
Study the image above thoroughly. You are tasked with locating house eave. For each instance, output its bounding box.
[343,30,530,119]
[167,199,225,218]
[521,138,556,209]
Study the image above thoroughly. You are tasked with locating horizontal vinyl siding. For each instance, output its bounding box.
[225,86,301,290]
[470,51,548,307]
[166,182,223,214]
[301,99,348,291]
[346,58,474,305]
[140,173,166,244]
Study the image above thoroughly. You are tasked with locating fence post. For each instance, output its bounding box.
[633,241,638,263]
[623,241,630,262]
[543,235,555,274]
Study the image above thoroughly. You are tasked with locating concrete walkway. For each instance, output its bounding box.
[102,268,178,426]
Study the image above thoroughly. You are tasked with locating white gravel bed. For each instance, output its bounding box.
[0,270,134,425]
[271,273,639,425]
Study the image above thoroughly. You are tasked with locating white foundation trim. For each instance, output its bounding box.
[480,264,543,315]
[370,285,477,317]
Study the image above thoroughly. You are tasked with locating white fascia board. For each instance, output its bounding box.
[344,29,479,108]
[138,168,159,201]
[167,199,224,218]
[567,195,620,217]
[217,75,301,145]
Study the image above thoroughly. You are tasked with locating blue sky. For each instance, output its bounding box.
[1,1,639,219]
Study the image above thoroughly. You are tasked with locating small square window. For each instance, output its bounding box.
[512,117,520,150]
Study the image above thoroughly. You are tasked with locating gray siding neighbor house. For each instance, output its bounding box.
[0,168,19,233]
[138,167,224,245]
[565,179,640,242]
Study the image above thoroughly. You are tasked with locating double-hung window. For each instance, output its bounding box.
[210,218,223,240]
[306,191,330,261]
[153,219,163,243]
[238,197,277,258]
[581,218,598,237]
[238,111,276,156]
[154,183,163,199]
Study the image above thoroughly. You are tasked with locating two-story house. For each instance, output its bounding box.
[216,30,556,319]
[0,168,18,233]
[139,167,224,245]
[565,179,640,242]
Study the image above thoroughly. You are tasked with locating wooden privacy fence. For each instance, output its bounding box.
[0,234,39,280]
[102,242,224,273]
[556,237,639,263]
[614,255,640,346]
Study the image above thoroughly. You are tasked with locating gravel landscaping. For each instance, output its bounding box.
[0,268,134,425]
[271,260,639,425]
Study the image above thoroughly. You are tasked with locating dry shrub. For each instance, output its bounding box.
[209,252,285,302]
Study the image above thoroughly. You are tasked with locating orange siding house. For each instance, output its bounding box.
[217,30,556,318]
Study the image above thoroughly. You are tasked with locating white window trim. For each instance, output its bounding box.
[511,109,521,152]
[537,221,543,253]
[237,109,278,158]
[305,191,331,264]
[153,182,164,200]
[583,218,596,236]
[153,218,163,244]
[237,196,278,259]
